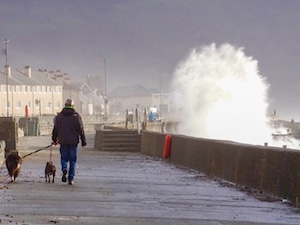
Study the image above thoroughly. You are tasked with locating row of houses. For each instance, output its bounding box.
[0,65,103,117]
[0,65,172,119]
[108,84,170,117]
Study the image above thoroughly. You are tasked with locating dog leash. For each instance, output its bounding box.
[49,144,53,163]
[21,144,52,159]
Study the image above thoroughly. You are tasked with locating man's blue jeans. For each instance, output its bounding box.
[60,145,77,182]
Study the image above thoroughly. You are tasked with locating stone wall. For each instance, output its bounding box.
[0,140,5,167]
[17,115,100,136]
[0,117,19,159]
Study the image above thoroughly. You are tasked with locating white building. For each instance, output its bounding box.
[48,71,104,116]
[71,82,104,116]
[0,66,63,117]
[108,84,170,117]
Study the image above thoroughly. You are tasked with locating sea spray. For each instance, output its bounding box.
[171,43,299,148]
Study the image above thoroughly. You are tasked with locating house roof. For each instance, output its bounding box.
[71,82,93,95]
[108,84,159,97]
[71,81,85,90]
[63,81,81,91]
[13,70,39,85]
[71,81,103,97]
[31,70,61,86]
[0,71,21,85]
[0,67,62,86]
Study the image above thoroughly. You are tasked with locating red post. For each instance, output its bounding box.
[25,105,29,118]
[163,134,172,159]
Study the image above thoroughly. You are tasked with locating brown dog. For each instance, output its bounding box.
[45,162,56,183]
[6,153,22,183]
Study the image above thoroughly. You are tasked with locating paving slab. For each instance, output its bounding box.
[0,132,300,225]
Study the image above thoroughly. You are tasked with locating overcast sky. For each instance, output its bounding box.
[0,0,300,120]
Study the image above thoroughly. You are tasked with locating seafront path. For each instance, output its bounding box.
[0,131,300,225]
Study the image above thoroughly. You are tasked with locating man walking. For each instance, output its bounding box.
[52,99,87,185]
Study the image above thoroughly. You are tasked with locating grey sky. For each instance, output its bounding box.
[0,0,300,120]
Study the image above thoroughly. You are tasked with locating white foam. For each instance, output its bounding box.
[171,43,300,149]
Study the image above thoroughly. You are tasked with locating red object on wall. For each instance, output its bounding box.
[163,134,172,159]
[25,105,29,118]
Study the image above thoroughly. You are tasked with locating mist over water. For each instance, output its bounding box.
[171,43,299,148]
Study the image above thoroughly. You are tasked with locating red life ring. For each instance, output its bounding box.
[163,134,171,158]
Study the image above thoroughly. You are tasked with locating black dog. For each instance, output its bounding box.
[6,153,22,183]
[45,162,56,183]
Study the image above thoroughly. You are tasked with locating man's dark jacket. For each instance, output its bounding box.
[52,107,86,146]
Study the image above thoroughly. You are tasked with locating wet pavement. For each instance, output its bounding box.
[0,132,300,225]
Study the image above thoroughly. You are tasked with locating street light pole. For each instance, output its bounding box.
[4,39,9,117]
[159,70,162,117]
[104,59,107,121]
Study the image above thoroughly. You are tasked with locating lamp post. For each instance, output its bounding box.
[4,39,9,117]
[159,70,162,114]
[104,59,107,121]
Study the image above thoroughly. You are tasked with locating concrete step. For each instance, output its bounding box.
[103,131,140,137]
[103,138,140,143]
[95,129,141,152]
[103,142,140,148]
[101,147,140,152]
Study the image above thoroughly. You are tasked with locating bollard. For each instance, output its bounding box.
[163,134,171,159]
[163,134,172,159]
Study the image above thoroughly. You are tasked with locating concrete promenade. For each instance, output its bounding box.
[0,132,300,225]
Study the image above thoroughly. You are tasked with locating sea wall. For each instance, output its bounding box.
[140,131,300,206]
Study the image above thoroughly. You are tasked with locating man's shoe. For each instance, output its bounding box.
[68,180,74,185]
[62,170,67,183]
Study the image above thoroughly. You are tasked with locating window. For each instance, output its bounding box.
[55,101,60,108]
[35,99,40,109]
[45,101,51,109]
[16,101,21,109]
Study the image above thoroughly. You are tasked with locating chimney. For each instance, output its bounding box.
[4,65,11,77]
[24,66,31,78]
